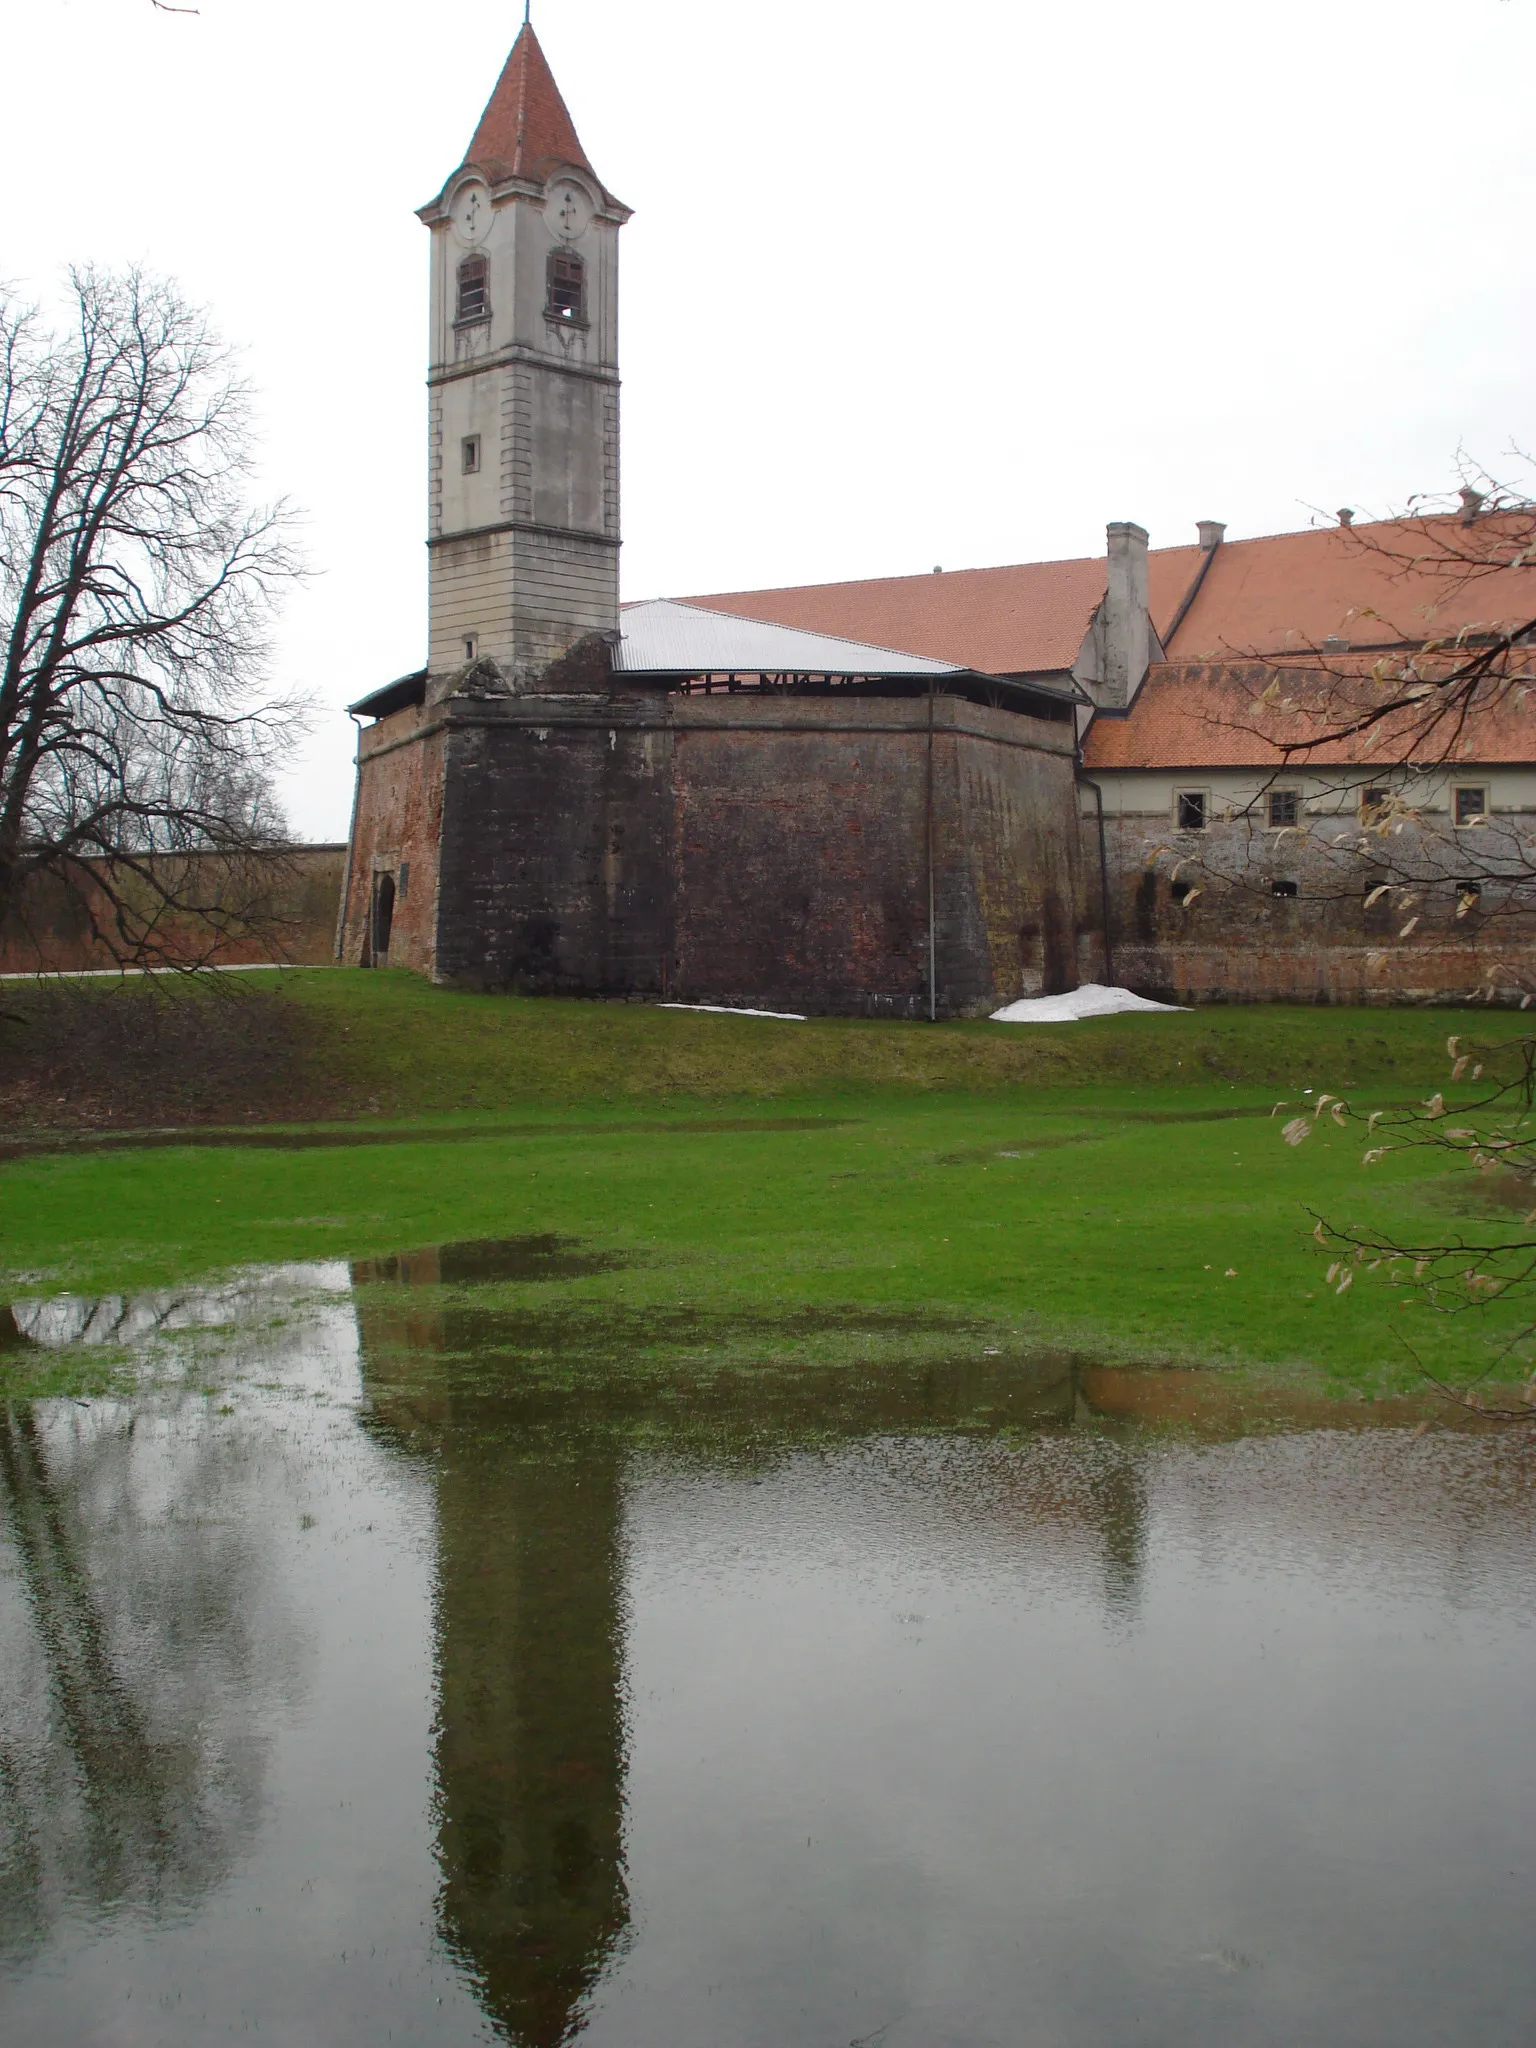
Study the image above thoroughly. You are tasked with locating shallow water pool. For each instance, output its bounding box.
[1,1261,1533,2046]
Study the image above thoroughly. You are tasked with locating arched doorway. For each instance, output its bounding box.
[372,873,396,969]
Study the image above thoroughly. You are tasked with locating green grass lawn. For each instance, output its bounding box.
[241,967,1536,1107]
[3,979,1531,1405]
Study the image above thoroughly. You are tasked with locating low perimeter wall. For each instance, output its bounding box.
[0,847,347,974]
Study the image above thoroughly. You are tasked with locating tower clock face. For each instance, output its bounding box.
[547,181,591,243]
[451,181,491,246]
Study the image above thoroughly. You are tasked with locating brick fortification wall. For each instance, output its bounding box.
[342,667,1093,1016]
[670,695,1087,1016]
[339,701,447,972]
[1097,813,1536,1004]
[434,689,673,993]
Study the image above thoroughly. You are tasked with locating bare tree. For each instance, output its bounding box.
[1229,467,1536,1416]
[0,267,305,970]
[1280,1032,1536,1422]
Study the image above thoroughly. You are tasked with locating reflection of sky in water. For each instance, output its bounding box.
[1,1265,1533,2047]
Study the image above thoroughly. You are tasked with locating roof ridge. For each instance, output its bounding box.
[685,513,1519,602]
[688,554,1107,598]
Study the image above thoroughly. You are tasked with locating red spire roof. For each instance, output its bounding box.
[460,23,597,187]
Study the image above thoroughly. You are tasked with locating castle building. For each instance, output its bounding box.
[340,26,1536,1010]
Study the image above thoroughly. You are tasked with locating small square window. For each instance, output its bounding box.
[1270,878,1299,898]
[1267,788,1300,828]
[462,435,481,475]
[1360,786,1390,824]
[1454,786,1488,827]
[1176,791,1207,832]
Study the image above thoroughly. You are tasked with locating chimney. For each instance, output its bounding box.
[1337,507,1355,528]
[1197,519,1227,552]
[1459,484,1485,527]
[1101,521,1152,708]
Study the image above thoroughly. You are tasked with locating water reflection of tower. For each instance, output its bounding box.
[1072,1374,1150,1617]
[353,1251,1158,2040]
[354,1264,628,2048]
[1090,1451,1147,1617]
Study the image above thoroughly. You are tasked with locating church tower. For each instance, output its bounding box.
[417,23,630,687]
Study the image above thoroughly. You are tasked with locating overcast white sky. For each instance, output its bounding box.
[5,0,1534,838]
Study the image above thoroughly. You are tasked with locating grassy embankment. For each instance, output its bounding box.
[2,969,1532,1403]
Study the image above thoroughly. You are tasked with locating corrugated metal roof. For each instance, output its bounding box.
[616,599,965,678]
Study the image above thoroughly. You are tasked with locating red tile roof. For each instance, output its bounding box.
[1082,661,1536,771]
[676,517,1536,680]
[679,553,1196,678]
[1166,517,1536,662]
[461,24,598,189]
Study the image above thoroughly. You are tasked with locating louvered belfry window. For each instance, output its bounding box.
[546,250,586,324]
[456,256,489,324]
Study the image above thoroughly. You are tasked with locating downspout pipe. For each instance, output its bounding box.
[334,713,364,963]
[1076,763,1116,988]
[925,677,937,1021]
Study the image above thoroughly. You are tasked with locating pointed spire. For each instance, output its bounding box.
[459,22,597,188]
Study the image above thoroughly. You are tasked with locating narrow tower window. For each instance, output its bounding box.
[546,249,586,324]
[456,256,489,324]
[461,435,481,475]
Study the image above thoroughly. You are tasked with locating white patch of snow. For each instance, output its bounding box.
[989,983,1186,1024]
[658,1003,807,1021]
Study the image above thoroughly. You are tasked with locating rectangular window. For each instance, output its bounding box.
[397,861,410,905]
[1454,785,1488,827]
[1266,787,1300,829]
[462,435,480,475]
[1270,878,1299,898]
[1360,786,1390,824]
[463,634,477,662]
[456,256,489,324]
[546,249,586,324]
[1175,790,1207,832]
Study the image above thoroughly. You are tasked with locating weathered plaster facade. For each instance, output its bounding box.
[1081,679,1536,1003]
[418,31,627,685]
